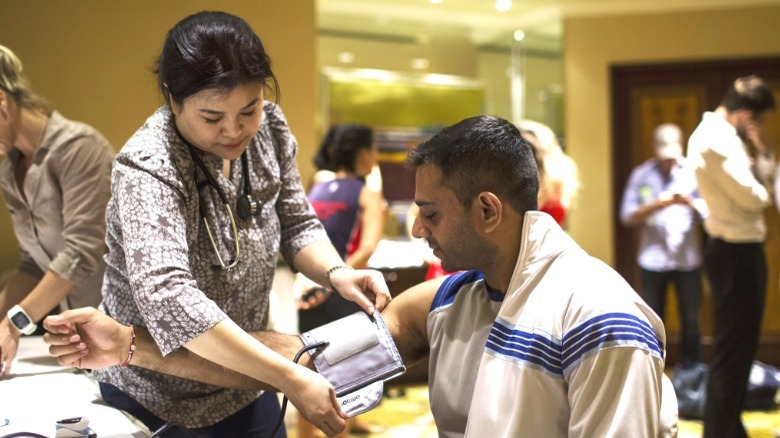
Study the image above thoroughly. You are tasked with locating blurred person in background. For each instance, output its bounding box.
[687,75,776,438]
[620,123,707,369]
[0,44,113,375]
[518,120,579,225]
[297,123,387,436]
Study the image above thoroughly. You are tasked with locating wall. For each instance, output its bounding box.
[477,49,563,132]
[0,1,317,273]
[319,33,477,77]
[564,5,780,263]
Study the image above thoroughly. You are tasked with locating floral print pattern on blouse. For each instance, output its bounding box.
[93,102,327,427]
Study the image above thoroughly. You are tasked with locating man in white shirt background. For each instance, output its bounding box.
[686,75,776,438]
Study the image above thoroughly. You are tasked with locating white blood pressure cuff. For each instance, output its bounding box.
[299,310,406,417]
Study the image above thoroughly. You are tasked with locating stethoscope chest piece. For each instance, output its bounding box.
[237,194,259,219]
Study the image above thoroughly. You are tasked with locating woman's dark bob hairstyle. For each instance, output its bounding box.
[155,11,279,105]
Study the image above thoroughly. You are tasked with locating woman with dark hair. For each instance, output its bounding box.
[296,123,386,437]
[88,11,390,437]
[298,123,385,328]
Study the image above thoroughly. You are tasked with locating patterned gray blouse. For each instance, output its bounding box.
[93,103,327,427]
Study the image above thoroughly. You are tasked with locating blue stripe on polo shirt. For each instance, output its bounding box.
[430,269,485,312]
[562,312,664,371]
[483,312,663,377]
[484,318,564,378]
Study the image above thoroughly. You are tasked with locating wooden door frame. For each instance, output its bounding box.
[610,56,780,365]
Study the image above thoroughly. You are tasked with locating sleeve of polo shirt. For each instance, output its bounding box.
[567,346,665,437]
[112,158,227,356]
[47,134,113,284]
[266,104,329,265]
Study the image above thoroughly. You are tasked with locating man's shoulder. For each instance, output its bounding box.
[545,250,647,316]
[430,270,485,312]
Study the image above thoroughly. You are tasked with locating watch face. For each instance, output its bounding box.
[10,311,32,329]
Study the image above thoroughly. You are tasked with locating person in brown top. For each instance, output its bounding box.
[0,44,113,375]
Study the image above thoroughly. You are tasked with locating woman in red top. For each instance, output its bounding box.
[518,120,580,226]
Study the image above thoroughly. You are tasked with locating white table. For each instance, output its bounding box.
[0,335,149,437]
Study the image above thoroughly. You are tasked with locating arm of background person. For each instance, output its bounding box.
[0,270,74,375]
[619,166,680,227]
[0,270,40,317]
[701,139,772,212]
[344,184,385,269]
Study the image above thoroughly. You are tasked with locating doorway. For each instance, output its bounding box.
[610,56,780,365]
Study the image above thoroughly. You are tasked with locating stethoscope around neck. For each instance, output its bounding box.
[175,126,260,270]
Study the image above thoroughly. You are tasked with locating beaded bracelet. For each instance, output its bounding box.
[325,265,354,289]
[120,324,136,368]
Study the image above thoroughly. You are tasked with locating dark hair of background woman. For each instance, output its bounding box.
[154,10,280,105]
[313,124,373,173]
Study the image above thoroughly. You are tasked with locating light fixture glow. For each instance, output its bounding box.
[495,0,511,12]
[411,58,430,70]
[429,0,442,3]
[513,30,525,41]
[337,52,355,64]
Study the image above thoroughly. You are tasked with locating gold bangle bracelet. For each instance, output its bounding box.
[325,265,354,289]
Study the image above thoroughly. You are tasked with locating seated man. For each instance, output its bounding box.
[46,115,676,437]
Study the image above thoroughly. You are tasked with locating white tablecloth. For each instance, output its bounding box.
[0,335,149,437]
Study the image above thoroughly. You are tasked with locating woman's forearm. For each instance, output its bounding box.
[134,325,309,390]
[183,319,307,393]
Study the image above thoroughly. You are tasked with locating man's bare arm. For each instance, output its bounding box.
[45,278,442,390]
[124,279,442,390]
[43,308,311,390]
[381,277,444,368]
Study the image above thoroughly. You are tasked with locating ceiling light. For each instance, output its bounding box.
[429,0,442,3]
[513,30,525,41]
[495,0,511,12]
[411,58,430,70]
[337,52,355,64]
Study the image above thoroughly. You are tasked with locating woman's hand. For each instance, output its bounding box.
[282,364,347,436]
[329,268,391,314]
[0,318,21,375]
[43,307,131,369]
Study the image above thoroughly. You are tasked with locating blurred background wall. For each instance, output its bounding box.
[0,0,317,271]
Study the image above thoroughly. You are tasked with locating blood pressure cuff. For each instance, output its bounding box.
[299,310,406,417]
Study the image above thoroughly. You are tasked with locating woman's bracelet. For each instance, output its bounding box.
[120,324,136,368]
[325,265,354,289]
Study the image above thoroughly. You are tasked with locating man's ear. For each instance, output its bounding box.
[475,192,502,233]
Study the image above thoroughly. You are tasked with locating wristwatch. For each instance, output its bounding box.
[7,304,37,335]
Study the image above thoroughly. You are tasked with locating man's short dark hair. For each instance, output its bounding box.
[720,75,776,115]
[406,115,539,213]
